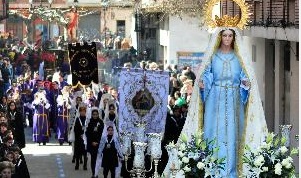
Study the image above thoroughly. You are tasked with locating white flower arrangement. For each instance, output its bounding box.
[243,132,299,178]
[178,132,225,178]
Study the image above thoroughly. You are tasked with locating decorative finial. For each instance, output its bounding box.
[204,0,251,29]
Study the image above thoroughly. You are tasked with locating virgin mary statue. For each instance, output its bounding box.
[164,1,268,177]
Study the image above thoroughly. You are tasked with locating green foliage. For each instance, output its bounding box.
[243,132,298,178]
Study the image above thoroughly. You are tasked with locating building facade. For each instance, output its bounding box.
[4,0,134,43]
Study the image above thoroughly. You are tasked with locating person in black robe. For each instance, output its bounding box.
[49,81,61,132]
[73,105,88,170]
[85,108,104,178]
[158,105,185,175]
[6,101,25,149]
[94,125,123,178]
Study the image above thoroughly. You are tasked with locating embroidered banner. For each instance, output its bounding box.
[118,68,169,134]
[68,42,98,86]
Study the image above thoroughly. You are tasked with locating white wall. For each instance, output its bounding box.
[130,15,137,49]
[166,15,209,65]
[242,36,266,102]
[243,27,299,42]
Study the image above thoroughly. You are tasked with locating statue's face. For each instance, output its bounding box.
[221,29,234,47]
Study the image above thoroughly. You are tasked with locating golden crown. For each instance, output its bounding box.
[215,14,240,27]
[204,0,250,29]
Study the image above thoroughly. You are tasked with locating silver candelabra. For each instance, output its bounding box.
[121,122,162,178]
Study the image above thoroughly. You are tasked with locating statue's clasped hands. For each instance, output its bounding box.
[199,81,204,89]
[241,80,251,88]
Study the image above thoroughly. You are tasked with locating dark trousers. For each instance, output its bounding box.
[103,166,115,178]
[76,151,87,168]
[90,149,98,175]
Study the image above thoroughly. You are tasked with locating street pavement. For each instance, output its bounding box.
[22,127,107,178]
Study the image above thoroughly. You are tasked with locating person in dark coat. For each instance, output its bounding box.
[85,108,104,178]
[0,122,8,143]
[73,105,88,170]
[10,145,30,178]
[0,96,8,113]
[6,101,25,149]
[0,136,14,161]
[94,125,123,178]
[158,105,185,175]
[49,81,61,131]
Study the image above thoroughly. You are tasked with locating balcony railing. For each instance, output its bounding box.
[246,0,299,29]
[247,20,298,28]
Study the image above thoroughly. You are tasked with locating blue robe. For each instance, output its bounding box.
[32,103,50,143]
[200,51,249,178]
[56,104,70,143]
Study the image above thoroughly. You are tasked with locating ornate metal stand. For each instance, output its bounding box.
[121,124,162,178]
[152,159,160,178]
[279,125,292,147]
[165,143,179,178]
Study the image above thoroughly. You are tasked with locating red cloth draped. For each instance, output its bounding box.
[68,13,78,30]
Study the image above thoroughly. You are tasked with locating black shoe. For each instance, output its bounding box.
[43,142,46,145]
[83,166,87,170]
[59,142,63,146]
[75,165,79,170]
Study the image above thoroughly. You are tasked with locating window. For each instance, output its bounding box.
[117,20,125,38]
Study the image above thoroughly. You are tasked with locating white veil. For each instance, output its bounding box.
[94,123,123,177]
[165,27,268,177]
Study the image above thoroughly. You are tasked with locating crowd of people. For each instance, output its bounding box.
[0,30,199,178]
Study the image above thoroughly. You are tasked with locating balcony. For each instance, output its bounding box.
[246,0,298,28]
[240,0,299,41]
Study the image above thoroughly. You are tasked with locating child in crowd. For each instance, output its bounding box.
[94,125,123,178]
[10,146,30,178]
